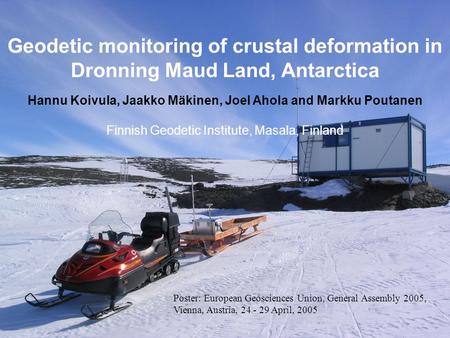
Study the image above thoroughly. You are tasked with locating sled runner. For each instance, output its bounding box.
[180,215,266,256]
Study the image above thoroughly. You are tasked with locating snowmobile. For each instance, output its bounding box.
[25,209,182,319]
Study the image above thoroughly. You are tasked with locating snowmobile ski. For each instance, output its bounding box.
[81,301,133,320]
[25,291,81,308]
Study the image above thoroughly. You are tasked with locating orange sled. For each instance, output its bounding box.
[180,215,267,256]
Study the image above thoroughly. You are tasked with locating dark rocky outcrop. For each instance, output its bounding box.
[174,181,449,212]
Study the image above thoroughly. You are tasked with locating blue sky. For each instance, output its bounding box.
[0,0,449,163]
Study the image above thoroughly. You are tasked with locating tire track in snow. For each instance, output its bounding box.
[258,232,311,338]
[260,257,297,338]
[359,230,450,334]
[275,260,305,338]
[325,242,363,338]
[275,234,308,338]
[126,240,272,337]
[186,251,261,338]
[411,244,449,266]
[394,244,450,326]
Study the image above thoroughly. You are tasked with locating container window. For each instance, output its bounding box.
[376,128,381,133]
[323,133,349,147]
[323,135,337,147]
[337,133,350,146]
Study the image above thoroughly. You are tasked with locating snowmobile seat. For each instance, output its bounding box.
[131,228,163,251]
[134,235,165,264]
[131,213,167,251]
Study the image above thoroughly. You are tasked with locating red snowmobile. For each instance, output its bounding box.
[25,209,182,319]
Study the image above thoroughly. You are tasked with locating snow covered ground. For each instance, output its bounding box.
[428,166,450,194]
[177,158,293,186]
[0,161,449,337]
[372,166,450,194]
[279,179,351,200]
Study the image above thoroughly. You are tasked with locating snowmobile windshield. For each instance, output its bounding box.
[88,210,135,244]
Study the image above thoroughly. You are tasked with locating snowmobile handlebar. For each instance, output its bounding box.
[117,231,139,240]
